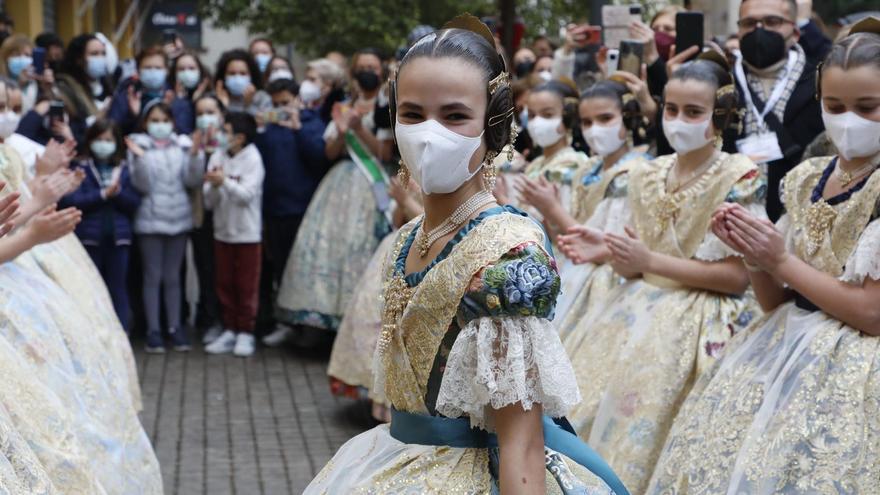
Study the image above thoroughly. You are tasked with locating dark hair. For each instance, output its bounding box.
[168,51,210,91]
[821,31,880,75]
[532,35,557,51]
[136,46,168,68]
[669,58,740,132]
[580,80,644,134]
[249,38,275,55]
[140,101,173,132]
[85,118,124,165]
[532,79,580,129]
[264,55,294,84]
[35,32,63,50]
[266,78,299,96]
[0,13,13,28]
[59,33,108,91]
[195,93,226,114]
[226,111,257,144]
[740,0,797,22]
[215,49,263,90]
[392,28,514,154]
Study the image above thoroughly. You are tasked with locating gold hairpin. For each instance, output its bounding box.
[489,71,510,95]
[487,106,514,127]
[622,93,635,105]
[716,84,736,99]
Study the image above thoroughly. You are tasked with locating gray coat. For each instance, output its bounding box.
[128,133,204,235]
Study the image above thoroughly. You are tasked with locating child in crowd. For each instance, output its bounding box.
[126,101,204,353]
[61,118,140,331]
[203,111,265,357]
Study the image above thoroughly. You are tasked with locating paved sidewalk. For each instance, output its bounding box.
[135,340,371,494]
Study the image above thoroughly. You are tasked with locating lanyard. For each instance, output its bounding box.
[734,49,798,131]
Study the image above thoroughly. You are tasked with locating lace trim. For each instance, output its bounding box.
[435,316,581,432]
[841,219,880,284]
[694,202,768,262]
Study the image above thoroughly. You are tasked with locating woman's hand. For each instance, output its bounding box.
[243,83,257,106]
[605,226,652,273]
[0,182,20,237]
[125,136,145,157]
[610,67,657,121]
[517,176,559,213]
[35,139,76,177]
[720,204,789,272]
[205,168,225,187]
[102,181,120,199]
[629,20,659,65]
[331,102,350,134]
[665,45,701,80]
[558,225,608,264]
[31,169,75,208]
[214,80,230,108]
[193,78,210,101]
[23,205,81,245]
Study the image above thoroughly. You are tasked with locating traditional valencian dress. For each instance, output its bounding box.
[565,153,765,494]
[0,145,161,492]
[648,157,880,494]
[555,151,651,334]
[305,206,628,494]
[276,94,393,330]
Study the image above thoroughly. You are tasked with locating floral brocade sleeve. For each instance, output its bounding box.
[435,242,580,432]
[457,242,561,323]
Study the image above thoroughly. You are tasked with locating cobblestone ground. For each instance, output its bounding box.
[135,339,371,495]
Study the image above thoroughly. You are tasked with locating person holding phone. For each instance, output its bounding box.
[60,119,141,332]
[734,0,824,222]
[0,34,54,112]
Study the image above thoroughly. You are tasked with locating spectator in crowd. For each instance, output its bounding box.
[55,33,113,146]
[108,46,171,135]
[168,50,211,135]
[264,55,296,85]
[125,101,204,353]
[257,78,327,346]
[214,48,271,116]
[0,34,53,112]
[202,112,265,357]
[302,58,347,125]
[60,119,140,331]
[532,34,556,58]
[734,0,825,220]
[35,32,64,73]
[249,38,275,75]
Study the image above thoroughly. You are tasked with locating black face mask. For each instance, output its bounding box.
[740,27,787,69]
[354,70,381,91]
[515,60,535,78]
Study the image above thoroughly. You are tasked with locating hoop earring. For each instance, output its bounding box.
[482,151,498,192]
[397,159,410,185]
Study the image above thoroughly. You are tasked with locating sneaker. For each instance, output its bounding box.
[144,331,165,354]
[201,325,224,345]
[204,330,236,354]
[233,333,256,357]
[169,327,191,352]
[262,324,293,347]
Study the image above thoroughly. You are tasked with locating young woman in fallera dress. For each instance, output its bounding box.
[648,19,880,494]
[305,15,627,495]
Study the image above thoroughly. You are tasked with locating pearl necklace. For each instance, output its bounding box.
[834,154,880,186]
[416,190,497,257]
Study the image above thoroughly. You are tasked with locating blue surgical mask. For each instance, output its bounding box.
[224,74,250,97]
[196,113,219,130]
[140,68,167,91]
[7,55,32,79]
[90,140,117,160]
[177,69,200,89]
[215,130,229,150]
[147,121,174,140]
[86,56,107,79]
[255,53,272,73]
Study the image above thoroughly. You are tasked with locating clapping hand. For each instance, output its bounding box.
[205,167,225,187]
[605,226,652,273]
[558,225,608,265]
[712,203,788,271]
[0,182,20,237]
[517,176,559,213]
[24,205,81,245]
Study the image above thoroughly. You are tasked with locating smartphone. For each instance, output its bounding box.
[48,100,65,121]
[675,12,704,61]
[32,47,46,76]
[265,109,290,124]
[602,4,643,49]
[606,48,620,74]
[618,40,644,76]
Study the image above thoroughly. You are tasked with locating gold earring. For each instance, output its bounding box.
[397,159,410,184]
[482,152,498,191]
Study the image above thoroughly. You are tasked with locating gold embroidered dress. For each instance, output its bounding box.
[566,153,765,494]
[306,206,620,494]
[648,157,880,494]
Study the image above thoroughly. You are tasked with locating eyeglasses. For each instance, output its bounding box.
[737,15,794,30]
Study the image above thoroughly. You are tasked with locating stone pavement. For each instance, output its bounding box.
[135,340,372,495]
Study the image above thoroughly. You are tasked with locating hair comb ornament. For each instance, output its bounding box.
[849,16,880,36]
[715,84,736,99]
[443,13,498,50]
[489,71,510,95]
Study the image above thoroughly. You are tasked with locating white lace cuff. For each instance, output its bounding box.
[841,219,880,284]
[436,316,581,432]
[694,202,767,262]
[586,196,630,235]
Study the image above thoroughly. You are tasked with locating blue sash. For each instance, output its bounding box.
[390,409,629,495]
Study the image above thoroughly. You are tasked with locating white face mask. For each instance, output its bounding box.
[299,80,323,104]
[583,120,626,157]
[395,118,484,195]
[268,69,294,83]
[822,109,880,161]
[0,111,20,139]
[528,116,564,148]
[663,117,713,155]
[538,70,552,82]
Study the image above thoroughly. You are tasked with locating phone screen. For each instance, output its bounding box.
[675,12,704,61]
[619,41,644,76]
[32,47,46,76]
